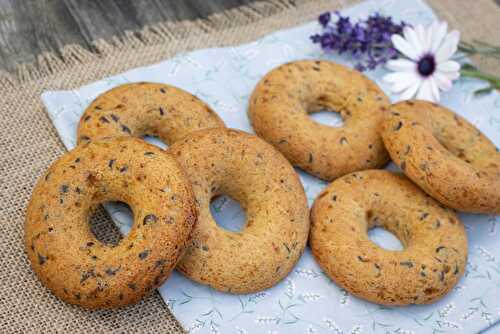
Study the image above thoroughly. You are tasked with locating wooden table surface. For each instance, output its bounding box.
[0,0,254,73]
[0,0,499,74]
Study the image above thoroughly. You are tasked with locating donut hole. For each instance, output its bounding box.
[142,135,169,149]
[210,195,246,232]
[308,109,344,128]
[367,227,404,252]
[89,201,132,247]
[365,209,405,251]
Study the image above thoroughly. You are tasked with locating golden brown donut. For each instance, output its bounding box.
[25,137,196,309]
[169,128,310,293]
[77,82,225,145]
[248,60,390,180]
[310,170,468,306]
[381,100,500,214]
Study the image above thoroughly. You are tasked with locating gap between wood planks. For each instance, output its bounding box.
[0,0,258,73]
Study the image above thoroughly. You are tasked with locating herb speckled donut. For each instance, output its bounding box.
[310,170,468,306]
[77,82,225,145]
[169,128,310,293]
[248,60,390,181]
[25,137,197,309]
[381,100,500,214]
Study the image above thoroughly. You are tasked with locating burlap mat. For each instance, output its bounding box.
[1,0,499,333]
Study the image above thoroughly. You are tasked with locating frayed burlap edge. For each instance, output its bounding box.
[0,0,497,88]
[0,0,350,88]
[0,0,499,333]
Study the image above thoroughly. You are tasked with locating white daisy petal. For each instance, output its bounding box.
[390,72,420,93]
[415,24,430,53]
[385,21,460,104]
[383,71,419,86]
[423,22,438,52]
[436,30,460,63]
[391,34,420,60]
[391,81,414,94]
[437,60,460,72]
[416,79,434,102]
[443,70,460,81]
[386,59,416,72]
[383,71,406,84]
[448,30,460,45]
[429,77,440,102]
[398,80,421,101]
[403,26,423,57]
[434,72,453,91]
[430,21,448,53]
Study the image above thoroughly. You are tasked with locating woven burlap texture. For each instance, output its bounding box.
[1,0,499,333]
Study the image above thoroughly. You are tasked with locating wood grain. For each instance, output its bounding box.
[0,0,253,73]
[0,0,497,74]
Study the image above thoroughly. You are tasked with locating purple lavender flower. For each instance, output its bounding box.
[318,12,331,28]
[311,12,407,71]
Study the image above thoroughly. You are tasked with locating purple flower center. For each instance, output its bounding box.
[417,54,436,77]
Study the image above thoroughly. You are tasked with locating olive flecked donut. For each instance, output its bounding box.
[381,100,500,214]
[77,82,225,145]
[310,170,468,306]
[169,128,309,293]
[248,60,390,180]
[25,137,197,309]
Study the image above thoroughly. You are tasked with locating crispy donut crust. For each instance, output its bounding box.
[248,60,390,180]
[25,137,197,309]
[310,170,468,306]
[169,128,310,293]
[381,100,500,214]
[77,82,225,145]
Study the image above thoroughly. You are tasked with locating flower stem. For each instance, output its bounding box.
[458,40,500,95]
[460,64,500,95]
[458,41,500,59]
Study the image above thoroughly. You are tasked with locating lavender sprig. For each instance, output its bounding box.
[311,12,407,71]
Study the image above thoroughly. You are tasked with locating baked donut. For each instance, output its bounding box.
[381,100,500,214]
[25,137,196,309]
[77,82,225,145]
[248,60,390,180]
[310,170,467,306]
[169,128,309,293]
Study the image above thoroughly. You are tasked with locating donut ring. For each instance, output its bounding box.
[310,170,467,306]
[77,82,225,145]
[25,137,196,309]
[381,100,500,214]
[169,128,309,293]
[248,60,390,180]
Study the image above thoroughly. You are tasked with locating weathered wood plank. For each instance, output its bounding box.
[0,0,37,72]
[0,0,90,72]
[63,0,140,44]
[0,0,498,75]
[0,0,257,74]
[29,0,90,54]
[62,0,253,46]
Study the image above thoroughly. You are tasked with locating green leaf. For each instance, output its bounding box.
[461,63,479,71]
[474,86,494,96]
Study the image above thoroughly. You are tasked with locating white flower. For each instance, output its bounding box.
[383,21,461,102]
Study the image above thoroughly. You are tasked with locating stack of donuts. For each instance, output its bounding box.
[25,60,500,310]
